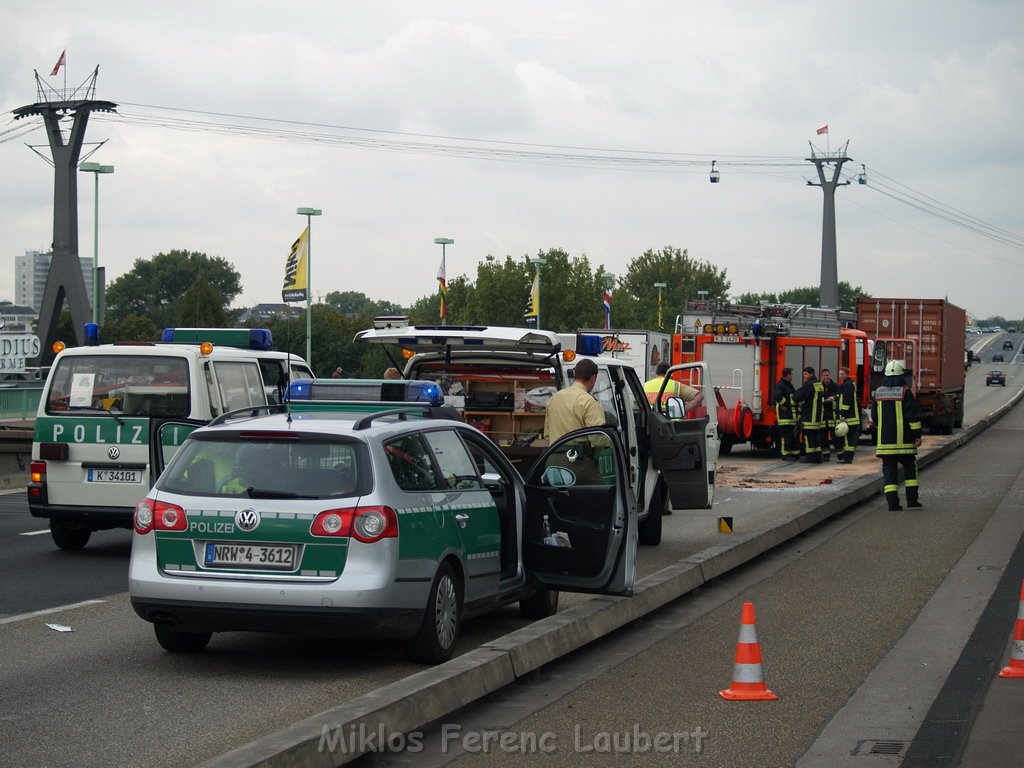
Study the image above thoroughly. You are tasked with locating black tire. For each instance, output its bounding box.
[153,623,212,653]
[407,562,461,664]
[520,588,559,619]
[638,484,667,546]
[718,439,734,455]
[49,521,91,551]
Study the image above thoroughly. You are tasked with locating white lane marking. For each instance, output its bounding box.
[19,529,51,536]
[0,488,27,495]
[0,599,106,626]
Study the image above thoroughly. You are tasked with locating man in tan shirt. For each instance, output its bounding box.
[543,358,606,485]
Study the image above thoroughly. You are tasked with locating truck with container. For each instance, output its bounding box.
[855,297,967,436]
[671,300,871,454]
[575,329,672,382]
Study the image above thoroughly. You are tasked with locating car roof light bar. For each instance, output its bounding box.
[286,379,445,407]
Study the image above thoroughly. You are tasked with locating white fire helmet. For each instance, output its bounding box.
[884,359,906,377]
[833,420,849,437]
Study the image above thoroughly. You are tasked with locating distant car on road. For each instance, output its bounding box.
[1003,340,1014,350]
[973,352,982,362]
[986,370,1007,386]
[992,353,1005,363]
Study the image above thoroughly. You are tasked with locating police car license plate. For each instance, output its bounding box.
[87,469,142,483]
[204,543,296,570]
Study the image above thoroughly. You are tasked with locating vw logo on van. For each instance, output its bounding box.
[107,446,120,460]
[235,508,261,532]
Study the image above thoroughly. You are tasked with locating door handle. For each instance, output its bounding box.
[454,513,470,528]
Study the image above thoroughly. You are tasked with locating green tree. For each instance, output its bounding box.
[106,250,242,327]
[612,246,731,330]
[101,314,161,343]
[176,277,228,326]
[324,291,404,319]
[736,281,869,313]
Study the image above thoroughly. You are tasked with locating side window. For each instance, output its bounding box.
[589,369,616,414]
[384,434,442,492]
[464,437,507,480]
[540,431,617,487]
[213,362,266,411]
[423,430,483,490]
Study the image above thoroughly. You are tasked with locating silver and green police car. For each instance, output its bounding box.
[129,379,639,664]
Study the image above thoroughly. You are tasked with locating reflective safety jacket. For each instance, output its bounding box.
[836,379,860,426]
[821,380,838,422]
[794,377,825,428]
[871,377,921,455]
[773,378,797,425]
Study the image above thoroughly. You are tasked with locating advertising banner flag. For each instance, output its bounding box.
[282,227,309,302]
[524,271,539,319]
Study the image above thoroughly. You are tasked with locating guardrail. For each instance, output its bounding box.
[0,385,41,424]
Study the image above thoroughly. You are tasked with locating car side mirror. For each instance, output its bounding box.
[665,396,686,420]
[480,472,504,492]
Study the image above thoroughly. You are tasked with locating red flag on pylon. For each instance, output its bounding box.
[50,50,66,77]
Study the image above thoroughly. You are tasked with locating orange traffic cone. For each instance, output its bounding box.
[999,579,1024,678]
[720,602,778,700]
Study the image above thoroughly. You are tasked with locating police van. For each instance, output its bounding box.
[354,320,720,546]
[28,327,312,550]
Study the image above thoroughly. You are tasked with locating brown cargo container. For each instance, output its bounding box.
[856,297,967,434]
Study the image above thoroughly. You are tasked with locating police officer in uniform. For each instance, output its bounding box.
[870,360,923,510]
[794,366,825,463]
[544,358,606,484]
[773,367,800,460]
[834,366,860,463]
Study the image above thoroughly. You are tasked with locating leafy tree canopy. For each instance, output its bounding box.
[735,281,869,313]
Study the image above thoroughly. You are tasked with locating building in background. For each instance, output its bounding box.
[15,249,93,313]
[0,302,38,332]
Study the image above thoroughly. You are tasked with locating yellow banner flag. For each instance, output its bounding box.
[523,271,539,319]
[282,227,309,302]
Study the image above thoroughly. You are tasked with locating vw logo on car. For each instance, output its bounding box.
[235,508,260,532]
[107,446,120,460]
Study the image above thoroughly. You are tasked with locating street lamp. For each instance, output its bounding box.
[297,207,322,366]
[433,237,454,325]
[79,161,114,325]
[602,272,615,330]
[654,282,667,330]
[529,255,546,329]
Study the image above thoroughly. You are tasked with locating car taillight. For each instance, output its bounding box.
[310,506,398,542]
[28,461,46,501]
[134,499,154,534]
[134,499,187,534]
[351,506,398,543]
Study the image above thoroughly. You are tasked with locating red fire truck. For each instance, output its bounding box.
[671,301,870,453]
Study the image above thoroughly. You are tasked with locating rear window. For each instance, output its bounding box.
[46,354,190,417]
[160,435,370,499]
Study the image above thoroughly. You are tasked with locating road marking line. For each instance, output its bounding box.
[19,529,51,536]
[0,488,27,495]
[0,599,106,625]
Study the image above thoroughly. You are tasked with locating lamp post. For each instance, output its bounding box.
[79,161,114,325]
[653,282,667,330]
[529,255,546,329]
[434,237,454,325]
[297,207,322,366]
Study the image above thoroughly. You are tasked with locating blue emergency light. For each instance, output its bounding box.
[159,327,274,350]
[574,333,604,357]
[83,323,100,346]
[286,378,444,407]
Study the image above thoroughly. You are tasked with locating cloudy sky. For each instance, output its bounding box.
[3,1,1023,321]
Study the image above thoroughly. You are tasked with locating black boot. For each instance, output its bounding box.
[906,488,923,508]
[886,491,902,511]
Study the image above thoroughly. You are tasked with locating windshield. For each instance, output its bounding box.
[46,354,190,417]
[159,434,370,499]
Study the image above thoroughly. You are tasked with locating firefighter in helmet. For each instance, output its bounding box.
[870,360,923,510]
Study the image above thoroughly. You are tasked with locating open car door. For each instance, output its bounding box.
[522,427,637,596]
[148,419,207,488]
[648,362,719,510]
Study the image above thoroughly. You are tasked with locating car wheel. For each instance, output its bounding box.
[520,588,559,619]
[153,623,212,653]
[638,484,667,546]
[408,561,461,664]
[49,521,91,551]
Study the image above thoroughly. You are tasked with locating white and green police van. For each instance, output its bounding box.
[29,328,311,550]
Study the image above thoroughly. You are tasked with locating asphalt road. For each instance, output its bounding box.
[0,338,1018,767]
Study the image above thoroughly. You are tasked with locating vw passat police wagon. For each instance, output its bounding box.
[129,379,653,664]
